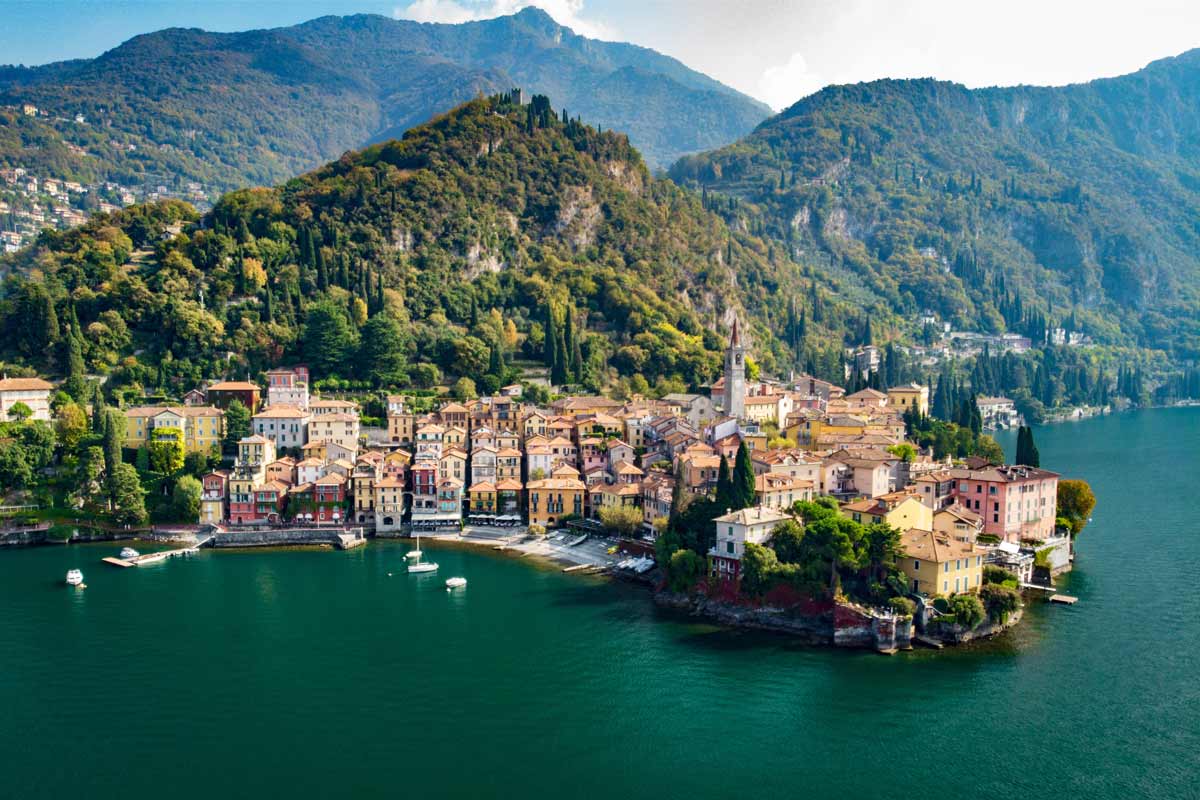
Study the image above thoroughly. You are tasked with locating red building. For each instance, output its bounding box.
[206,380,262,413]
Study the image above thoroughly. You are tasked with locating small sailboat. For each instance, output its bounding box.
[445,577,467,590]
[407,532,438,574]
[65,569,84,587]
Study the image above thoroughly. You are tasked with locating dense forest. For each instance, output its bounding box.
[671,52,1200,370]
[0,8,768,192]
[0,95,874,402]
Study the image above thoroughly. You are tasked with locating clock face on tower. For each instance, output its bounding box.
[735,354,742,366]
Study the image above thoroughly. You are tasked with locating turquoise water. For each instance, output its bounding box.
[2,409,1197,799]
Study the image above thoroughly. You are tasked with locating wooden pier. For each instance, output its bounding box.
[1049,594,1078,605]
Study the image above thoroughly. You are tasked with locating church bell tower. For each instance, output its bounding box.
[724,319,745,420]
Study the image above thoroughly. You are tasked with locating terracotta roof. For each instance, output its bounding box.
[527,478,586,490]
[495,478,523,491]
[375,477,405,489]
[0,377,53,391]
[469,481,497,493]
[901,528,975,562]
[208,381,260,391]
[712,506,792,526]
[254,405,308,418]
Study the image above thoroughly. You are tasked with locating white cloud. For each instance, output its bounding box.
[394,0,616,40]
[758,51,826,112]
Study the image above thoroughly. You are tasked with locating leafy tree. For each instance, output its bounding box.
[55,402,89,451]
[148,427,185,475]
[452,377,477,400]
[769,520,805,563]
[598,505,642,537]
[7,402,32,422]
[667,549,705,593]
[223,399,251,452]
[979,583,1021,622]
[740,541,779,597]
[301,300,357,378]
[1056,479,1096,536]
[356,313,410,386]
[0,440,33,489]
[947,593,985,629]
[172,475,203,521]
[110,462,148,525]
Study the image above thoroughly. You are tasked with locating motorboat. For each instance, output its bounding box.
[445,577,467,590]
[119,547,140,560]
[65,569,84,587]
[405,549,422,559]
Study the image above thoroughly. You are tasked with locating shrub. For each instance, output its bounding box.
[980,583,1021,622]
[528,523,546,537]
[983,565,1017,585]
[947,594,985,629]
[888,596,916,618]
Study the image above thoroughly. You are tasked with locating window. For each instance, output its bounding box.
[944,562,949,573]
[726,541,734,554]
[913,560,920,570]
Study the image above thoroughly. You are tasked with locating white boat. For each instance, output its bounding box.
[65,569,84,586]
[406,532,438,574]
[405,549,423,559]
[445,577,467,589]
[119,547,140,560]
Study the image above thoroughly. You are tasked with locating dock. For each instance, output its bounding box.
[1049,594,1078,605]
[102,537,210,568]
[914,635,944,649]
[562,563,592,573]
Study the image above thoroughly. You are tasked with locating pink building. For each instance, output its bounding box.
[951,465,1059,542]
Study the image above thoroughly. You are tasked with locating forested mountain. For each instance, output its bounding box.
[0,8,768,192]
[670,51,1200,363]
[0,94,864,400]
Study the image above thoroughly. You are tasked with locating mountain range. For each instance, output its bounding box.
[671,50,1200,362]
[0,8,769,191]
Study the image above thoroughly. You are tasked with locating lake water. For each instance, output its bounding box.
[2,408,1197,799]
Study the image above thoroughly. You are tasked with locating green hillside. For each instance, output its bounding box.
[0,95,852,400]
[670,52,1200,363]
[0,9,769,193]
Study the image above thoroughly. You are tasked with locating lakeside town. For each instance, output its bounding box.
[0,320,1095,651]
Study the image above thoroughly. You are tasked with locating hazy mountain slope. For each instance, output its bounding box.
[0,9,769,193]
[671,52,1200,360]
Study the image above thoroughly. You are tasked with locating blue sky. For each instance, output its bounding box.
[4,1,1200,110]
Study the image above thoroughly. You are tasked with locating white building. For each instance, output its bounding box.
[709,506,792,585]
[251,405,310,450]
[0,376,53,421]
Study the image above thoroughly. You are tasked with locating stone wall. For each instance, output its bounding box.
[209,528,348,549]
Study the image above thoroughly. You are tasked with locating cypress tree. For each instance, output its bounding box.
[315,247,328,292]
[263,284,274,323]
[732,442,756,510]
[715,455,733,510]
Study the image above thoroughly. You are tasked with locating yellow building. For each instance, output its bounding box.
[887,383,930,416]
[306,413,360,455]
[526,476,586,527]
[841,493,933,531]
[124,405,224,454]
[898,528,983,596]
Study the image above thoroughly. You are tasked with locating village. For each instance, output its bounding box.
[0,103,210,253]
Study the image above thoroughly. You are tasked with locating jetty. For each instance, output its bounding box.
[102,536,211,568]
[1049,594,1078,605]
